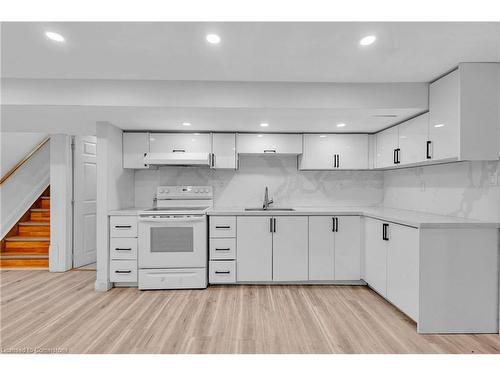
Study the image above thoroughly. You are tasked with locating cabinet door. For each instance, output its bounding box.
[212,133,236,169]
[301,134,336,169]
[334,216,361,280]
[123,132,149,169]
[375,126,399,168]
[237,133,302,154]
[331,134,369,169]
[429,70,460,161]
[273,216,309,281]
[387,224,419,321]
[150,133,211,153]
[236,216,273,282]
[398,113,429,165]
[308,216,335,280]
[364,218,387,296]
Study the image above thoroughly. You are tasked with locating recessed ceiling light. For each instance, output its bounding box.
[434,124,445,128]
[182,122,191,127]
[206,34,221,44]
[336,123,346,128]
[260,123,269,127]
[319,135,327,138]
[359,35,376,46]
[257,134,263,138]
[194,133,200,135]
[45,31,65,43]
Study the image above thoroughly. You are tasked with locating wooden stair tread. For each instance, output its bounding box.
[30,208,50,212]
[18,221,50,226]
[0,253,49,259]
[41,197,50,200]
[4,236,50,242]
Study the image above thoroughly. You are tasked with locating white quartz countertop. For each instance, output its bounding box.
[108,208,147,216]
[207,206,500,229]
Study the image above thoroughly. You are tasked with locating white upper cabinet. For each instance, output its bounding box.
[375,126,399,168]
[398,112,429,165]
[123,132,150,169]
[300,134,369,170]
[149,133,211,153]
[237,133,302,154]
[211,133,236,169]
[429,69,460,161]
[429,63,500,161]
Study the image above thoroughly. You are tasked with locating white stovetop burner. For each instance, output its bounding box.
[140,185,213,216]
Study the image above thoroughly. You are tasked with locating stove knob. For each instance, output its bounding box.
[195,189,199,193]
[164,189,169,193]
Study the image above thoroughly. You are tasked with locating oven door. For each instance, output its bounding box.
[138,215,207,269]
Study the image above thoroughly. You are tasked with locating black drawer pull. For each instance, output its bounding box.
[263,149,276,153]
[426,141,432,159]
[115,248,132,251]
[215,226,231,229]
[115,270,132,274]
[172,149,186,152]
[215,271,231,274]
[382,223,389,241]
[215,248,231,251]
[115,225,132,229]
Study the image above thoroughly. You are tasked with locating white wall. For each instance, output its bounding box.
[1,131,47,176]
[135,155,384,208]
[383,161,500,222]
[95,122,134,291]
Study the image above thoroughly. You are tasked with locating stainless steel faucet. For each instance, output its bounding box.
[262,186,274,210]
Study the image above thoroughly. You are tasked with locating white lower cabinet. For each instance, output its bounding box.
[364,217,388,296]
[209,261,236,283]
[386,224,419,321]
[309,216,361,281]
[109,214,138,284]
[272,216,308,281]
[236,216,273,282]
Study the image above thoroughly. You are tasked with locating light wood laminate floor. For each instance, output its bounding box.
[1,270,499,354]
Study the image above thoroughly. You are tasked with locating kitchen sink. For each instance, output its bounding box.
[245,207,295,211]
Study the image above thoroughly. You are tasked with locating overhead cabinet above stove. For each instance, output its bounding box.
[237,133,302,154]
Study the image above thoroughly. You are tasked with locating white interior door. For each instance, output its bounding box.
[73,136,97,268]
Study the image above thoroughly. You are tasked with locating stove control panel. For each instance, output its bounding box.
[156,186,213,199]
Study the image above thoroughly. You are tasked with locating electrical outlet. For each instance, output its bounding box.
[488,171,498,186]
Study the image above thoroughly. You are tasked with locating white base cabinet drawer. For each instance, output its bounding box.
[110,260,137,282]
[110,238,137,260]
[210,216,236,237]
[209,261,236,283]
[110,216,138,237]
[210,238,236,260]
[138,268,207,290]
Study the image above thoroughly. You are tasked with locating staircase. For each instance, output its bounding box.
[1,188,50,269]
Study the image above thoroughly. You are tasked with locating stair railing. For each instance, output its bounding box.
[0,137,50,185]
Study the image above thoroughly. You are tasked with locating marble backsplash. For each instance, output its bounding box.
[383,160,500,222]
[134,155,384,208]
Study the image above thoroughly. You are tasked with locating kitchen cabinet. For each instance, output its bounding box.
[149,133,211,153]
[398,113,429,165]
[236,216,273,282]
[272,216,308,281]
[300,134,369,170]
[364,217,388,296]
[429,69,460,161]
[375,126,399,168]
[123,132,150,169]
[309,216,361,280]
[211,133,237,169]
[237,133,302,154]
[386,223,419,321]
[428,63,499,162]
[109,214,138,284]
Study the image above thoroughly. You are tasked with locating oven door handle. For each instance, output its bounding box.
[139,216,205,223]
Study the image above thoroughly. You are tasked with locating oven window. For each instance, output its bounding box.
[150,227,194,253]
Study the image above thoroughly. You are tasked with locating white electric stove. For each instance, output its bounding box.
[137,186,213,290]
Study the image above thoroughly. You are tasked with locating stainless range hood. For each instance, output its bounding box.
[144,152,210,166]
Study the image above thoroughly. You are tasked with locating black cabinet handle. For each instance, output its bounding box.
[172,149,186,152]
[115,248,132,251]
[426,141,432,159]
[270,218,273,233]
[335,217,339,232]
[115,225,132,229]
[273,218,277,233]
[382,223,389,241]
[332,217,335,232]
[264,149,276,153]
[215,248,231,251]
[337,154,340,168]
[215,226,230,229]
[215,271,231,274]
[115,270,132,274]
[396,148,401,164]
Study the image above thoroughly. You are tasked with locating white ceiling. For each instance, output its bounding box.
[2,22,499,82]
